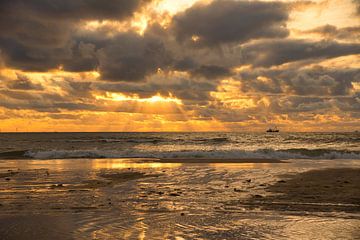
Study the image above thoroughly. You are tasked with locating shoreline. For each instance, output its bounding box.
[0,159,359,239]
[0,150,286,162]
[156,158,285,163]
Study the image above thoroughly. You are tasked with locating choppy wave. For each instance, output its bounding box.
[0,148,356,160]
[64,137,230,144]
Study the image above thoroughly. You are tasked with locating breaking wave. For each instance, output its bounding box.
[4,148,358,160]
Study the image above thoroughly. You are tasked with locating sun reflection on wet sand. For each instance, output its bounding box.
[208,163,274,169]
[0,158,183,171]
[0,159,359,239]
[92,159,182,170]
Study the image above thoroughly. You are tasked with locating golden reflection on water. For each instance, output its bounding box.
[208,163,274,169]
[0,159,182,171]
[92,159,182,169]
[1,158,360,239]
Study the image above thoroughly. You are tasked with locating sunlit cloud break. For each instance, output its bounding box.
[0,0,359,132]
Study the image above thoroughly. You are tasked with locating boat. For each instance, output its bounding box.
[266,127,279,132]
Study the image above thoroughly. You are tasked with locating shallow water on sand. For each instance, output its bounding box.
[0,159,359,240]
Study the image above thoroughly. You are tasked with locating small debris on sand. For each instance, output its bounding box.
[254,194,264,198]
[169,193,181,197]
[234,188,244,192]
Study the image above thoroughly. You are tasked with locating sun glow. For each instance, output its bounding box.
[155,0,200,14]
[95,92,183,105]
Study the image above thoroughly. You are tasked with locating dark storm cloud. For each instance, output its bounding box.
[95,76,217,101]
[265,94,359,118]
[195,107,254,122]
[62,42,98,72]
[0,0,358,121]
[171,55,233,79]
[0,0,151,72]
[9,0,149,21]
[171,0,289,47]
[241,39,360,67]
[190,65,232,79]
[0,0,148,33]
[0,38,73,71]
[269,96,333,114]
[239,65,360,96]
[97,32,172,81]
[334,94,360,112]
[0,88,98,112]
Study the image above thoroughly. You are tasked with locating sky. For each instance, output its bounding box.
[0,0,359,132]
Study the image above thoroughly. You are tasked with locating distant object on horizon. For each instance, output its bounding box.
[266,127,279,133]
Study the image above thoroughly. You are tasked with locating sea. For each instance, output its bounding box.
[1,132,359,160]
[1,132,360,239]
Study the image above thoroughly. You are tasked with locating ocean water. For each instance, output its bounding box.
[1,132,360,239]
[0,132,359,160]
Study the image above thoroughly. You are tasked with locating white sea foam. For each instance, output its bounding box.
[24,149,360,160]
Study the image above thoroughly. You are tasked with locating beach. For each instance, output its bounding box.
[1,0,359,238]
[0,158,359,240]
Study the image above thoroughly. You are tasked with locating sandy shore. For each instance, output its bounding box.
[240,168,360,213]
[0,159,359,239]
[157,158,285,163]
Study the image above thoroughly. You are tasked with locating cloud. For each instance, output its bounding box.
[189,65,232,79]
[13,0,149,21]
[62,42,98,72]
[239,65,360,96]
[0,0,359,130]
[97,32,172,81]
[334,94,360,112]
[95,73,218,101]
[269,96,333,114]
[354,0,360,15]
[6,73,43,90]
[301,24,360,40]
[0,0,151,71]
[171,0,289,47]
[241,39,360,67]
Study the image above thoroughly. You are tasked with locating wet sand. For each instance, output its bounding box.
[158,158,285,163]
[239,168,360,213]
[0,158,359,239]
